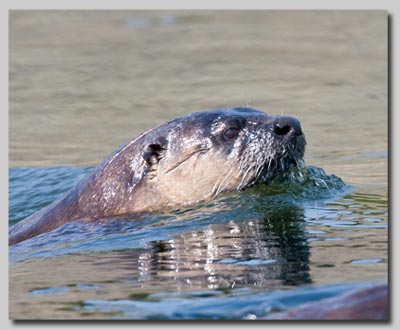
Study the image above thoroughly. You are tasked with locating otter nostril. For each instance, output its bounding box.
[272,116,303,137]
[274,124,291,136]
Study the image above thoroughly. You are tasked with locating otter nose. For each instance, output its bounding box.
[272,116,303,137]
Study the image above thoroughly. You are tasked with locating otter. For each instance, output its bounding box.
[9,107,306,245]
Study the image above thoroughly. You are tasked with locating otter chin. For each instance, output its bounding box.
[9,107,306,245]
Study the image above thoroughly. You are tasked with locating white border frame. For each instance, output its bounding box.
[2,1,398,329]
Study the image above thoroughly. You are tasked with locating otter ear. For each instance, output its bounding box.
[142,137,168,166]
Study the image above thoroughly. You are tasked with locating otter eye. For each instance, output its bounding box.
[223,127,240,140]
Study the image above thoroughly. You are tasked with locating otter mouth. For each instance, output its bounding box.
[289,156,305,168]
[252,136,306,186]
[233,132,306,192]
[256,156,304,184]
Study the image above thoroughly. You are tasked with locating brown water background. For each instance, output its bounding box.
[10,11,387,191]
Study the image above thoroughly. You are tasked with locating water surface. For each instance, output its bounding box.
[9,11,387,320]
[9,165,387,319]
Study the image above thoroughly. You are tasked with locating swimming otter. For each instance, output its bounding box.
[9,107,306,245]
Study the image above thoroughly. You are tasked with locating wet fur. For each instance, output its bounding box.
[9,107,306,245]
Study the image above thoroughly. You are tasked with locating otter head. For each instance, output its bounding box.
[131,107,306,211]
[7,107,306,245]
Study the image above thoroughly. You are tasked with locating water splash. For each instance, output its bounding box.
[250,165,349,202]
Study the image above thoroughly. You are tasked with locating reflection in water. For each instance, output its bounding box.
[8,167,387,319]
[109,206,310,291]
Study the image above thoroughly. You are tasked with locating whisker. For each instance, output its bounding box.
[165,148,209,174]
[211,164,236,198]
